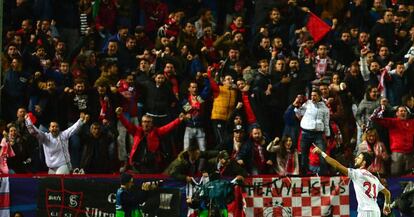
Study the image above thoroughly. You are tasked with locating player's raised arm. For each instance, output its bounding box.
[312,144,348,176]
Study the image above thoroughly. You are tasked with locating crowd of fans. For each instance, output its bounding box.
[1,0,414,179]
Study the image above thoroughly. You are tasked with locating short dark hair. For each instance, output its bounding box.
[120,173,133,185]
[187,144,199,153]
[12,211,24,217]
[311,88,322,96]
[228,45,240,51]
[217,150,230,160]
[361,152,373,168]
[108,39,118,44]
[402,94,413,105]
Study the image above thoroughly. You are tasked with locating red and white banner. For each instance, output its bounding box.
[243,176,350,217]
[0,177,10,217]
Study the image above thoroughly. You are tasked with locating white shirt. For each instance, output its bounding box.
[25,118,84,169]
[295,100,330,136]
[348,168,385,213]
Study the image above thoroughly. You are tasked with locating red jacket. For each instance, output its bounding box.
[119,115,182,165]
[374,118,414,153]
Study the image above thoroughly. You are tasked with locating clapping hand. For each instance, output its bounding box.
[80,113,90,123]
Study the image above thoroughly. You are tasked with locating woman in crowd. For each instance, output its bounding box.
[266,136,299,176]
[355,128,389,176]
[0,126,16,174]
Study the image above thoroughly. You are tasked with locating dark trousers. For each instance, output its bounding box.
[212,120,227,146]
[300,129,328,175]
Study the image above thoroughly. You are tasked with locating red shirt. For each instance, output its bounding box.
[374,118,414,153]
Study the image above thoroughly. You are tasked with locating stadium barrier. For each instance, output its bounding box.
[2,174,414,217]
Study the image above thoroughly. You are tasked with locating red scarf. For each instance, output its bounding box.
[99,97,108,121]
[315,56,328,79]
[253,143,266,170]
[188,95,201,116]
[285,152,295,174]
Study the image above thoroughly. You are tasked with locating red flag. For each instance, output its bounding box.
[27,112,37,125]
[306,12,331,43]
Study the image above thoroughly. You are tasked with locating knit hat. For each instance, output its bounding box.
[120,173,133,185]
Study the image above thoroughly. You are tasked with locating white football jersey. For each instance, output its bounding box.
[348,168,385,213]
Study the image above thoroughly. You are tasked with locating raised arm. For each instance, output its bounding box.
[266,137,280,152]
[208,75,220,98]
[359,49,370,81]
[25,115,46,142]
[116,107,137,135]
[199,75,211,100]
[157,113,189,136]
[312,145,348,176]
[294,100,308,119]
[62,113,88,139]
[370,108,394,129]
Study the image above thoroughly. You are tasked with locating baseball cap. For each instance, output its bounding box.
[233,125,244,132]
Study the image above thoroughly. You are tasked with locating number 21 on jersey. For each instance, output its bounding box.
[363,181,377,199]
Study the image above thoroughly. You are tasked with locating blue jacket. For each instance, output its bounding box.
[181,78,210,128]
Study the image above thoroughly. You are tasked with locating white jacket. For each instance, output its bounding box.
[295,100,330,137]
[25,118,84,169]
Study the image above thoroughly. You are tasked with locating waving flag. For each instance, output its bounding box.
[306,12,331,43]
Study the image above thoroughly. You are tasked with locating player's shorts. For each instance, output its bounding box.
[357,210,381,217]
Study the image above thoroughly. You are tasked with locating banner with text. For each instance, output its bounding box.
[36,177,180,217]
[243,176,350,217]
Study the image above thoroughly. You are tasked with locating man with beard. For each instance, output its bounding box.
[331,30,356,66]
[312,146,391,217]
[237,126,271,175]
[63,78,96,169]
[250,59,273,137]
[218,46,241,80]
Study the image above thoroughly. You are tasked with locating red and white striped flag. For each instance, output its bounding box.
[0,177,10,217]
